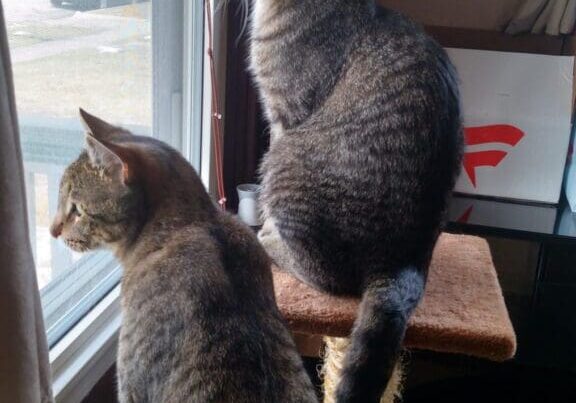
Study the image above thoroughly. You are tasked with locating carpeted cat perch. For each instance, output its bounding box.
[272,233,517,403]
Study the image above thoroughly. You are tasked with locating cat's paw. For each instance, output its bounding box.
[257,217,277,243]
[257,220,291,271]
[258,231,284,264]
[257,227,273,243]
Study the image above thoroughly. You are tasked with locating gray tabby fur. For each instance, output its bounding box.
[50,110,318,403]
[248,1,463,402]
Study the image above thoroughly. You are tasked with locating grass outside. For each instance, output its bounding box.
[12,40,151,125]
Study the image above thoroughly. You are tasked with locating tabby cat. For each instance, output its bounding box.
[50,110,318,403]
[249,1,463,402]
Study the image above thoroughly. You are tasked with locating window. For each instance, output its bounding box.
[5,0,205,349]
[5,0,152,348]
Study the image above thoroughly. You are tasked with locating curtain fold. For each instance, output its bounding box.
[0,2,54,403]
[506,0,576,35]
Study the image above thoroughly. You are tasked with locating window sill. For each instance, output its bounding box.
[50,284,121,403]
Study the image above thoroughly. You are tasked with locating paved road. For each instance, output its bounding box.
[4,0,74,24]
[5,0,149,63]
[10,14,148,63]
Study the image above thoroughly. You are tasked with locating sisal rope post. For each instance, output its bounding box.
[321,337,405,403]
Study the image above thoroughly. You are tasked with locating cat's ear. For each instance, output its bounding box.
[79,108,120,141]
[85,134,135,185]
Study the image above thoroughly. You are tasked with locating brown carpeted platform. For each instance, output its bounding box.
[273,233,517,361]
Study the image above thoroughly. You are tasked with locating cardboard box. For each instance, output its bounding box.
[379,0,576,111]
[448,48,575,204]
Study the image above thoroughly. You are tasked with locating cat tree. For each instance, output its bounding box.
[272,233,517,403]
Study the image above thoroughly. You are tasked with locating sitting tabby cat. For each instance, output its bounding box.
[50,109,318,403]
[249,1,463,402]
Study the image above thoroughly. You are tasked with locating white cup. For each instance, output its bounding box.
[237,184,262,227]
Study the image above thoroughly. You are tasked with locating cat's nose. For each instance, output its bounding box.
[50,221,63,238]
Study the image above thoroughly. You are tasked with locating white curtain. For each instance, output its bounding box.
[0,2,54,402]
[506,0,576,35]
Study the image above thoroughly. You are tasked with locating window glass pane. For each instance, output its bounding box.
[5,0,151,347]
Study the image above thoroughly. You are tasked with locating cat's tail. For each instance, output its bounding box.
[335,266,426,403]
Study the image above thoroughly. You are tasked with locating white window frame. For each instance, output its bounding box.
[49,1,217,401]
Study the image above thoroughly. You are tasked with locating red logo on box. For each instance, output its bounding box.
[463,125,525,187]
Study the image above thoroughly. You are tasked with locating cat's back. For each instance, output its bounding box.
[333,7,457,114]
[372,8,447,64]
[260,6,462,262]
[119,217,316,403]
[288,7,461,181]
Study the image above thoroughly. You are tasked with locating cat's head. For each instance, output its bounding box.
[49,109,147,253]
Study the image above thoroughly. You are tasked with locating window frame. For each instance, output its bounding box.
[42,251,122,348]
[48,1,212,401]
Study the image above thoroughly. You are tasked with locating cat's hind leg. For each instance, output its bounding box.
[258,217,358,295]
[258,218,318,289]
[258,217,302,273]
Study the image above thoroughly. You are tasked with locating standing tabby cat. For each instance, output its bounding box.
[250,1,463,402]
[50,110,318,403]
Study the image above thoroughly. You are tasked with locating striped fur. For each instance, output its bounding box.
[51,111,318,403]
[249,2,463,402]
